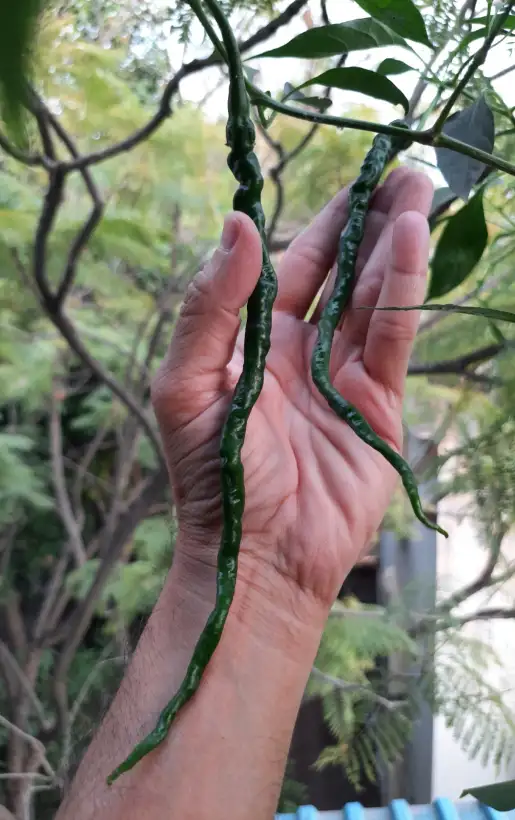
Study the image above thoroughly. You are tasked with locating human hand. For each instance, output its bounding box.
[152,167,433,613]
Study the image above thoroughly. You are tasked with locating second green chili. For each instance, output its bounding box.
[311,129,447,538]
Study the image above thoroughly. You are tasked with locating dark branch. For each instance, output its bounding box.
[408,343,504,377]
[432,2,515,135]
[0,130,43,166]
[33,168,66,308]
[59,0,310,173]
[37,102,105,305]
[448,606,515,627]
[50,387,87,568]
[47,310,164,464]
[52,466,167,695]
[31,157,165,461]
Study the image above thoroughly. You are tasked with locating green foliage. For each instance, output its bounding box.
[2,0,515,812]
[376,58,415,76]
[0,0,48,137]
[307,598,418,787]
[429,634,515,774]
[436,98,495,200]
[428,190,488,301]
[462,780,515,811]
[310,595,515,790]
[67,516,175,629]
[0,432,51,526]
[253,18,409,59]
[277,761,309,814]
[297,68,409,113]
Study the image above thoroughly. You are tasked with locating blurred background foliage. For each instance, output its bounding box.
[2,0,515,817]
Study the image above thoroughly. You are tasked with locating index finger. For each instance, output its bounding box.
[273,168,411,321]
[273,187,349,319]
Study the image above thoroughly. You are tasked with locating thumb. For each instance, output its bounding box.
[152,212,263,426]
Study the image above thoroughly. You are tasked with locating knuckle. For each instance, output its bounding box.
[179,270,211,318]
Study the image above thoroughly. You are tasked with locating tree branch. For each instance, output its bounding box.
[408,343,504,377]
[34,98,104,306]
[447,606,515,628]
[32,168,165,462]
[51,465,168,737]
[0,131,43,166]
[311,668,404,712]
[248,86,515,178]
[50,387,87,567]
[0,715,56,780]
[33,168,66,307]
[0,642,53,732]
[56,0,309,174]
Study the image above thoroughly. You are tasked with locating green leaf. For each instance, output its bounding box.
[367,304,515,323]
[428,190,488,301]
[0,0,47,138]
[429,187,456,231]
[351,0,431,45]
[436,97,495,200]
[461,780,515,811]
[283,83,333,112]
[251,18,408,60]
[295,96,333,112]
[430,187,455,216]
[377,58,414,75]
[297,68,409,113]
[470,13,515,29]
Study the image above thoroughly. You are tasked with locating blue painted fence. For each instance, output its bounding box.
[276,798,515,820]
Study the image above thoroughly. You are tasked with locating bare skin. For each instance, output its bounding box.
[56,168,433,820]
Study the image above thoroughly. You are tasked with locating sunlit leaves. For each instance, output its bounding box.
[252,18,408,60]
[462,780,515,811]
[351,0,431,44]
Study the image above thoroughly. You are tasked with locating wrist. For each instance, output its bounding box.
[171,529,329,659]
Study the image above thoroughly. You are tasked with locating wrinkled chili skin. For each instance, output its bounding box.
[311,128,446,537]
[106,0,278,786]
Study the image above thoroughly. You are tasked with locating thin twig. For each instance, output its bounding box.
[320,0,330,25]
[489,63,515,82]
[0,715,55,779]
[39,103,104,306]
[311,668,404,711]
[32,170,164,461]
[33,168,65,308]
[408,343,504,377]
[0,642,52,731]
[51,465,167,726]
[447,606,515,628]
[57,0,309,173]
[248,87,515,178]
[431,2,515,136]
[0,131,43,166]
[50,386,87,567]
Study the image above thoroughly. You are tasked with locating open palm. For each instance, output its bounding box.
[152,167,433,608]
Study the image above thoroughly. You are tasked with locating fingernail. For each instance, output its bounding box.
[220,216,240,252]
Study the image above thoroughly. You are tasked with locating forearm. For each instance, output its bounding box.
[56,539,327,820]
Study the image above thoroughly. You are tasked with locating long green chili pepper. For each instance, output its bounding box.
[311,128,448,538]
[107,0,277,785]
